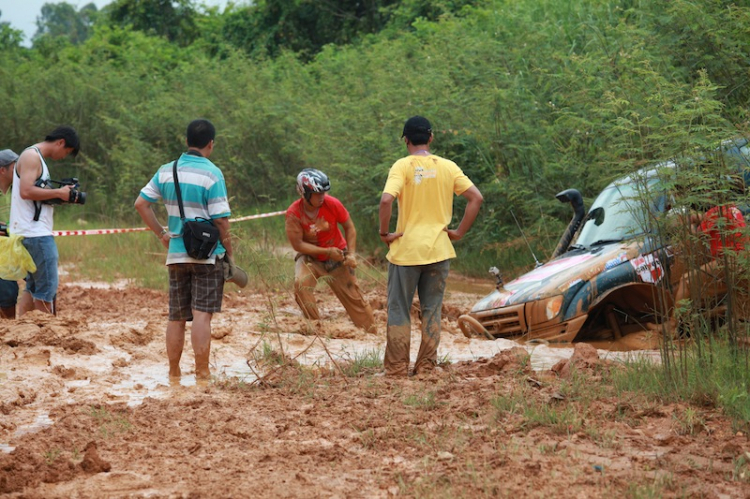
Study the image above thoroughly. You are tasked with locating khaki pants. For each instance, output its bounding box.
[294,255,375,333]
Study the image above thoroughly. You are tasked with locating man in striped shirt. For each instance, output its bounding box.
[135,119,232,381]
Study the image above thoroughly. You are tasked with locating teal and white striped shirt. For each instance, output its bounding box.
[140,153,230,265]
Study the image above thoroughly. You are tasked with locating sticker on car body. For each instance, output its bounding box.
[604,252,628,270]
[630,253,664,284]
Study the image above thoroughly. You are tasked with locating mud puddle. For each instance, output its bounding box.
[0,278,663,453]
[4,276,748,499]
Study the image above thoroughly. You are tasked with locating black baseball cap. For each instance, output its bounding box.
[401,116,432,139]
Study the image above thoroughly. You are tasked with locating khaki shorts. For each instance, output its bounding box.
[168,262,225,321]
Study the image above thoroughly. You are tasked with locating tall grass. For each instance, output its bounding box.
[54,204,387,295]
[56,225,169,290]
[54,209,296,292]
[610,335,750,431]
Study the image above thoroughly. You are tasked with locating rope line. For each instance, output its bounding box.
[52,210,287,237]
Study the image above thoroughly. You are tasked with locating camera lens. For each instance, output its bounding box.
[69,189,86,205]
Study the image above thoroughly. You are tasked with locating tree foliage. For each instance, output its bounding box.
[221,0,481,59]
[34,2,99,45]
[103,0,199,46]
[0,0,749,273]
[0,10,24,49]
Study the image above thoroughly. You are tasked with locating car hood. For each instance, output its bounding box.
[470,242,643,313]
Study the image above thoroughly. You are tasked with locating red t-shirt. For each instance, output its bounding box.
[286,196,349,261]
[699,205,746,257]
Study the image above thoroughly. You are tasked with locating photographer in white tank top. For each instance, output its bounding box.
[9,126,80,316]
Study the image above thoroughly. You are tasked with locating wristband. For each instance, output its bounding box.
[379,231,388,237]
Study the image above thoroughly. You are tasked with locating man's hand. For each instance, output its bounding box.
[343,252,357,268]
[379,232,403,247]
[326,247,345,262]
[445,228,464,241]
[57,185,74,202]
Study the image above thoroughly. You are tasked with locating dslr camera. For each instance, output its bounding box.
[35,177,86,205]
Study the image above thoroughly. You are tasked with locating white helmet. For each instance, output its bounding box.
[296,168,331,201]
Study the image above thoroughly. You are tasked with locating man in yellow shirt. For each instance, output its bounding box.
[378,116,483,377]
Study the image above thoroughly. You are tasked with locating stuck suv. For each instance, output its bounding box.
[458,138,750,343]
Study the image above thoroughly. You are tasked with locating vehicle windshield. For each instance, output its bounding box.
[575,175,664,248]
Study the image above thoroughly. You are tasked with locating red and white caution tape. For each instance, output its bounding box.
[54,227,149,237]
[52,210,287,237]
[227,210,287,223]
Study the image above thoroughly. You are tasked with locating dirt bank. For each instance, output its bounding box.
[0,280,748,497]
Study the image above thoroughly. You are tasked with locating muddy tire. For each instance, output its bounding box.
[458,314,495,340]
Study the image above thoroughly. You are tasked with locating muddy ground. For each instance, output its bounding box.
[0,275,749,498]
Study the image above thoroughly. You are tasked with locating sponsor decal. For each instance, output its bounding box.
[604,252,628,270]
[630,253,664,284]
[472,290,516,312]
[511,254,595,285]
[491,292,515,308]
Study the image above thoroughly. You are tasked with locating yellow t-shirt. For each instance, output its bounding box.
[383,154,474,266]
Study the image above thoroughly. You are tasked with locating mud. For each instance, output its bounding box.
[0,276,748,497]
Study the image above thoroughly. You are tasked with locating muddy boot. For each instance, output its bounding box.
[195,353,211,380]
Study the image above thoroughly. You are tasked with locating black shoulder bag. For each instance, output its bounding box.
[173,159,220,260]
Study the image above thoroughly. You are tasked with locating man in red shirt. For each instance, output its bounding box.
[285,169,376,333]
[672,179,748,324]
[699,204,746,258]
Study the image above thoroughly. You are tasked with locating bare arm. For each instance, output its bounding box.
[341,217,357,253]
[134,196,169,249]
[445,185,483,241]
[378,193,403,246]
[213,216,232,258]
[341,217,358,267]
[17,151,72,202]
[285,216,343,261]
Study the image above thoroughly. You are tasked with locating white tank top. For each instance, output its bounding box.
[9,146,54,237]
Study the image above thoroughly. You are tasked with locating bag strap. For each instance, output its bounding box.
[172,159,186,222]
[26,147,47,222]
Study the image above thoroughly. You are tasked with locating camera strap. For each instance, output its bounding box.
[173,159,187,223]
[24,147,45,222]
[32,176,47,222]
[33,203,43,222]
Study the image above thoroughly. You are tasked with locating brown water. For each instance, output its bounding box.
[446,275,496,295]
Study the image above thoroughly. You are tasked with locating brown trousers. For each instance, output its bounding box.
[294,255,375,333]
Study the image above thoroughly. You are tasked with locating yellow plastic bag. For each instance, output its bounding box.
[0,235,36,280]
